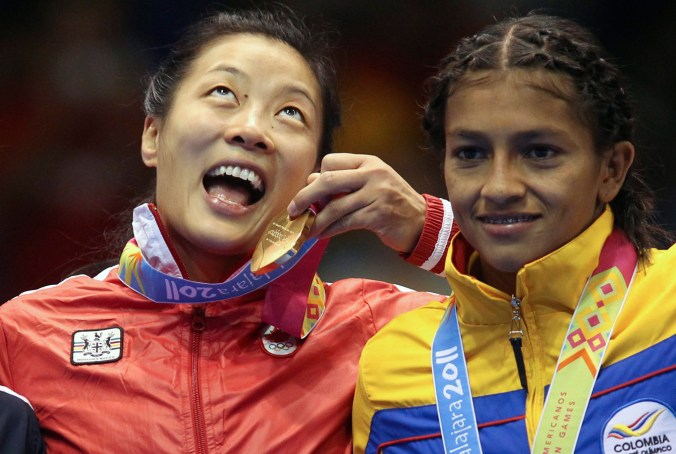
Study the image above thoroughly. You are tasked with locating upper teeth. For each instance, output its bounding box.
[483,215,534,224]
[208,165,264,192]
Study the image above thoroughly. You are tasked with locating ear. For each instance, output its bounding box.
[141,116,161,168]
[598,141,635,204]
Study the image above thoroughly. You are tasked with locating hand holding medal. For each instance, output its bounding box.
[286,153,427,255]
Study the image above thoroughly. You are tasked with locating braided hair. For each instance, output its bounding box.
[423,13,670,255]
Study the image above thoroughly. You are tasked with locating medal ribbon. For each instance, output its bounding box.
[119,238,319,303]
[432,299,483,454]
[433,228,637,453]
[531,229,636,453]
[117,204,328,338]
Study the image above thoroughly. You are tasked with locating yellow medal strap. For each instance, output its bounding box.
[532,229,638,453]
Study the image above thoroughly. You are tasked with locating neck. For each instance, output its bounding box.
[147,204,251,283]
[169,236,250,283]
[473,259,517,296]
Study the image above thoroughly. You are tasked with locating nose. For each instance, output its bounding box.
[224,108,274,152]
[480,153,527,204]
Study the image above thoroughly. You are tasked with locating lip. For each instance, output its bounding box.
[202,159,269,215]
[476,213,540,237]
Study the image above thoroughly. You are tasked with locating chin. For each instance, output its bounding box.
[208,237,258,256]
[185,227,252,255]
[483,254,530,275]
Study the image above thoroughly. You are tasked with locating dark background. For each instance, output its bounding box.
[1,0,674,301]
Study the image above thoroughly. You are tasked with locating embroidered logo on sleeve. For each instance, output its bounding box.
[71,327,124,365]
[602,400,675,453]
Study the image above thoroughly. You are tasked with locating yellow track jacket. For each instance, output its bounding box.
[353,209,676,453]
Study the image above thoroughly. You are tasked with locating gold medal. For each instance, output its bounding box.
[250,208,317,275]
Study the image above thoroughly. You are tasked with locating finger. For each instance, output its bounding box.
[306,173,320,185]
[317,153,373,172]
[308,190,371,238]
[286,173,320,217]
[311,182,426,253]
[288,167,371,217]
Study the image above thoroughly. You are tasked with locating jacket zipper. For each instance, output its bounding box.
[190,307,208,454]
[509,295,528,392]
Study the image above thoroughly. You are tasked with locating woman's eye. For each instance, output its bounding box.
[455,147,486,160]
[210,86,236,100]
[279,106,305,122]
[526,146,556,159]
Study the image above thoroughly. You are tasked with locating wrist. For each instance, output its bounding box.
[401,194,452,274]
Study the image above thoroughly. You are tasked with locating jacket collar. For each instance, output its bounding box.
[127,203,327,337]
[445,206,615,325]
[132,203,183,278]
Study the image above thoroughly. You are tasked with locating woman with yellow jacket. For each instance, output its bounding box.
[353,13,675,454]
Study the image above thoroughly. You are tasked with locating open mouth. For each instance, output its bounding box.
[203,164,265,207]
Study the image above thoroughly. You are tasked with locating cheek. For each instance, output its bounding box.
[286,163,315,193]
[281,142,319,187]
[443,170,470,207]
[154,150,190,210]
[443,163,454,193]
[155,149,181,188]
[548,169,601,210]
[163,109,219,151]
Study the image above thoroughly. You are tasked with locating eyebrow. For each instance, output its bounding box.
[445,129,485,140]
[283,86,318,111]
[206,65,318,110]
[515,129,570,141]
[446,128,570,141]
[208,65,246,78]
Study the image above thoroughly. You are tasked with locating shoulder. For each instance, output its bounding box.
[626,244,676,304]
[327,278,445,305]
[0,387,45,454]
[325,278,446,332]
[608,244,676,364]
[361,299,449,358]
[4,266,119,303]
[358,299,449,383]
[630,245,676,304]
[0,386,33,411]
[354,300,448,425]
[641,244,676,278]
[0,266,140,330]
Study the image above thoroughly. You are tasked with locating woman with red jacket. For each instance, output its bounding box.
[0,6,452,453]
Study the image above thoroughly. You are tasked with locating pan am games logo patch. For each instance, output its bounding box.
[71,327,124,365]
[603,400,675,453]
